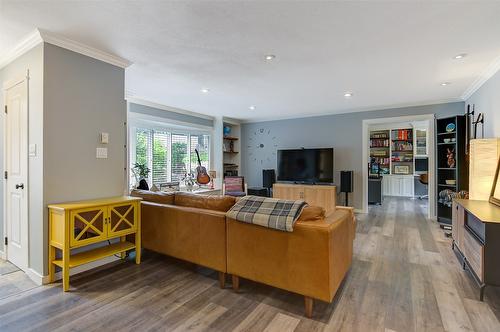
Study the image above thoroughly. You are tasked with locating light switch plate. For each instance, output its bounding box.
[96,147,108,159]
[100,132,109,144]
[29,144,37,157]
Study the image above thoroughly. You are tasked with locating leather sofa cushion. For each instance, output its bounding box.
[130,189,175,205]
[298,205,326,221]
[174,192,236,212]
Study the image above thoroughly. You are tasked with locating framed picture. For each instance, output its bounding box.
[394,165,410,174]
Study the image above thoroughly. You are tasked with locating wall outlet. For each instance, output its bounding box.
[100,132,109,144]
[96,147,108,159]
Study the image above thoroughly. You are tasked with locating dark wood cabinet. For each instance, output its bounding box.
[452,199,500,300]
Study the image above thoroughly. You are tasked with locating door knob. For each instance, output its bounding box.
[15,183,24,189]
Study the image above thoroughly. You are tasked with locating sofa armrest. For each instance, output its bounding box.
[332,206,356,240]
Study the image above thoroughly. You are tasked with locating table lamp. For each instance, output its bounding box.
[469,139,500,200]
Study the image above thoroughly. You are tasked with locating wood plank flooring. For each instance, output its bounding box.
[1,197,500,331]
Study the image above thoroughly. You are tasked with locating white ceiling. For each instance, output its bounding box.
[1,1,500,121]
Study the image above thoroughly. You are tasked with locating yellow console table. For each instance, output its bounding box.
[48,196,142,291]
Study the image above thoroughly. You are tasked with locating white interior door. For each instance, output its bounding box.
[4,78,28,271]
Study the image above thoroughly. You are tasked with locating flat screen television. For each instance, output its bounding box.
[277,148,334,184]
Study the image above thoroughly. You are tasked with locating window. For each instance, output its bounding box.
[171,134,188,182]
[130,127,210,188]
[190,134,209,174]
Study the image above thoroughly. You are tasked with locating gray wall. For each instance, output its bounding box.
[0,44,44,259]
[42,44,126,274]
[241,102,465,210]
[129,102,213,127]
[466,69,500,138]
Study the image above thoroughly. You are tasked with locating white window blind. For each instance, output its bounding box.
[131,128,210,187]
[152,130,170,185]
[171,134,189,182]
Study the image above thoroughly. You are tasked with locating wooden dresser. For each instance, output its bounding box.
[48,196,142,291]
[452,199,500,300]
[273,183,337,212]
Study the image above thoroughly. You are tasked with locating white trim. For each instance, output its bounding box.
[26,268,47,286]
[354,209,365,214]
[462,55,500,100]
[362,114,436,219]
[50,256,121,284]
[38,29,131,68]
[2,74,28,90]
[25,256,122,286]
[222,116,242,125]
[0,250,5,260]
[128,111,214,131]
[0,30,43,70]
[126,96,214,121]
[0,29,131,70]
[241,99,461,123]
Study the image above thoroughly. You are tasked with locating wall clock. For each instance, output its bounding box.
[247,128,278,165]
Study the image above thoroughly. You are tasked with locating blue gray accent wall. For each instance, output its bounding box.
[241,102,465,210]
[466,69,500,138]
[129,102,213,127]
[41,43,127,275]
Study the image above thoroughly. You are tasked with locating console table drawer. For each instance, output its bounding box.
[465,212,485,243]
[464,229,484,282]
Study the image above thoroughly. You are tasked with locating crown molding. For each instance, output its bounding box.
[240,98,463,123]
[0,30,43,69]
[38,29,131,68]
[126,94,214,121]
[0,28,131,70]
[461,55,500,100]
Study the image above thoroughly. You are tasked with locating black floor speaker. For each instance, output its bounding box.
[263,169,276,188]
[340,171,353,206]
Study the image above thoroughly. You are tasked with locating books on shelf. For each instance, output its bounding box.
[391,141,413,152]
[370,138,389,148]
[393,129,412,140]
[370,132,389,139]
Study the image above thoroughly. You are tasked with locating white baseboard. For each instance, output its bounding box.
[26,268,46,285]
[25,256,121,285]
[47,255,121,284]
[354,209,365,214]
[0,250,5,260]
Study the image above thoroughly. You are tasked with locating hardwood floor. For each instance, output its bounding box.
[1,197,500,331]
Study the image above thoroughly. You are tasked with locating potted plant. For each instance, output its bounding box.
[132,162,150,189]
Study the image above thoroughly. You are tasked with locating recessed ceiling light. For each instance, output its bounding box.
[454,53,467,59]
[440,82,451,86]
[249,105,256,110]
[265,55,276,61]
[201,88,210,93]
[344,92,353,98]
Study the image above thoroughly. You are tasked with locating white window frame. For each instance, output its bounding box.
[128,121,212,188]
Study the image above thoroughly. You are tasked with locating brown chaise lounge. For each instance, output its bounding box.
[227,205,355,318]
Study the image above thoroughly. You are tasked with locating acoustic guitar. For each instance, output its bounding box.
[195,149,210,185]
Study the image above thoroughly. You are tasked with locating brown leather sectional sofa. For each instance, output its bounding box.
[131,190,355,318]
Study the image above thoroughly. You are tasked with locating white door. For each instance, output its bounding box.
[4,78,29,271]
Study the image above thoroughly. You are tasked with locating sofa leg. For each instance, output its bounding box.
[232,275,240,292]
[218,272,226,289]
[304,296,313,318]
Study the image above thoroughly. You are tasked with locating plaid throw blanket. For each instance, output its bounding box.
[226,196,307,232]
